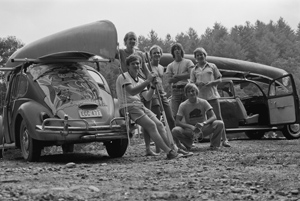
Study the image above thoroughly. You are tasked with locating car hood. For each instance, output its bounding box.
[29,63,114,124]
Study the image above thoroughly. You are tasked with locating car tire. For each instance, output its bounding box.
[105,139,128,158]
[62,144,74,153]
[281,124,300,140]
[245,131,265,140]
[20,120,42,162]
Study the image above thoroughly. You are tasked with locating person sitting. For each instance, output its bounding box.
[115,54,182,159]
[172,83,225,151]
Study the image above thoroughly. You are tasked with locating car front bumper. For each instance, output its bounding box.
[35,117,131,142]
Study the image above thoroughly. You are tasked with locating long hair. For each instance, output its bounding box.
[171,43,184,58]
[184,83,199,96]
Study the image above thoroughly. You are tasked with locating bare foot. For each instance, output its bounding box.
[145,150,160,156]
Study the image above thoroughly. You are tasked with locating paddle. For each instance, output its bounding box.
[143,48,176,150]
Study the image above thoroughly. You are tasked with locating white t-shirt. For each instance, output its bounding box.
[116,72,146,109]
[166,58,194,86]
[177,98,212,125]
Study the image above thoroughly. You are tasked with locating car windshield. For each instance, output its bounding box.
[28,63,102,114]
[234,81,265,98]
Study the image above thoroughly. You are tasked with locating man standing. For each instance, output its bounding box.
[166,43,194,118]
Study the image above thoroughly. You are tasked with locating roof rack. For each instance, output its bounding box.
[10,56,111,64]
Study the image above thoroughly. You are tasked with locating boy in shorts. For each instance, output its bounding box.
[116,54,182,159]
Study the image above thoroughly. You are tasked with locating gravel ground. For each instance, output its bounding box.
[1,136,300,201]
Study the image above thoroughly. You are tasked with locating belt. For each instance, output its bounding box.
[172,85,186,89]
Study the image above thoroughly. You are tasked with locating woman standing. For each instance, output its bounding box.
[190,47,231,147]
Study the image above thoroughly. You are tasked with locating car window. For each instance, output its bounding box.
[10,74,28,99]
[217,82,234,98]
[10,74,19,99]
[234,81,264,98]
[18,74,28,97]
[269,81,291,96]
[254,82,269,95]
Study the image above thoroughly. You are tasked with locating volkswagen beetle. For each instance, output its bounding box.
[0,20,133,161]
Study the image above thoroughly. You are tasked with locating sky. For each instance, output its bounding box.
[0,0,299,47]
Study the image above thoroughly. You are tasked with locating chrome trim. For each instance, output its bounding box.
[37,116,127,136]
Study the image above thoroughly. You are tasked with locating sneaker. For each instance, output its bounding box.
[178,148,194,157]
[222,141,231,147]
[167,150,183,160]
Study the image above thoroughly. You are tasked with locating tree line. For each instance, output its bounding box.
[100,17,300,97]
[1,17,300,110]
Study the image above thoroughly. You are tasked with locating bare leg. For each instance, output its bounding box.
[142,128,159,156]
[136,115,171,154]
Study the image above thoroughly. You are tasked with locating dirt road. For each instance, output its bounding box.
[1,138,300,201]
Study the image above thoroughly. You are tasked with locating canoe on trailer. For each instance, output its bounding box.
[5,20,118,68]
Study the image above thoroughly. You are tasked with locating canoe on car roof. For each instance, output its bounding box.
[5,20,118,68]
[160,53,287,82]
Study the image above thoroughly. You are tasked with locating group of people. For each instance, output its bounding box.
[116,32,230,160]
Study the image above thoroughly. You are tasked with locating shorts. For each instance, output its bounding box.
[120,104,156,122]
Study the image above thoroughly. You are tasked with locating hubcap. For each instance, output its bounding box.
[21,128,29,157]
[289,124,300,134]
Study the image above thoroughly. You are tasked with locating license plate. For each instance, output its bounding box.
[79,109,102,118]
